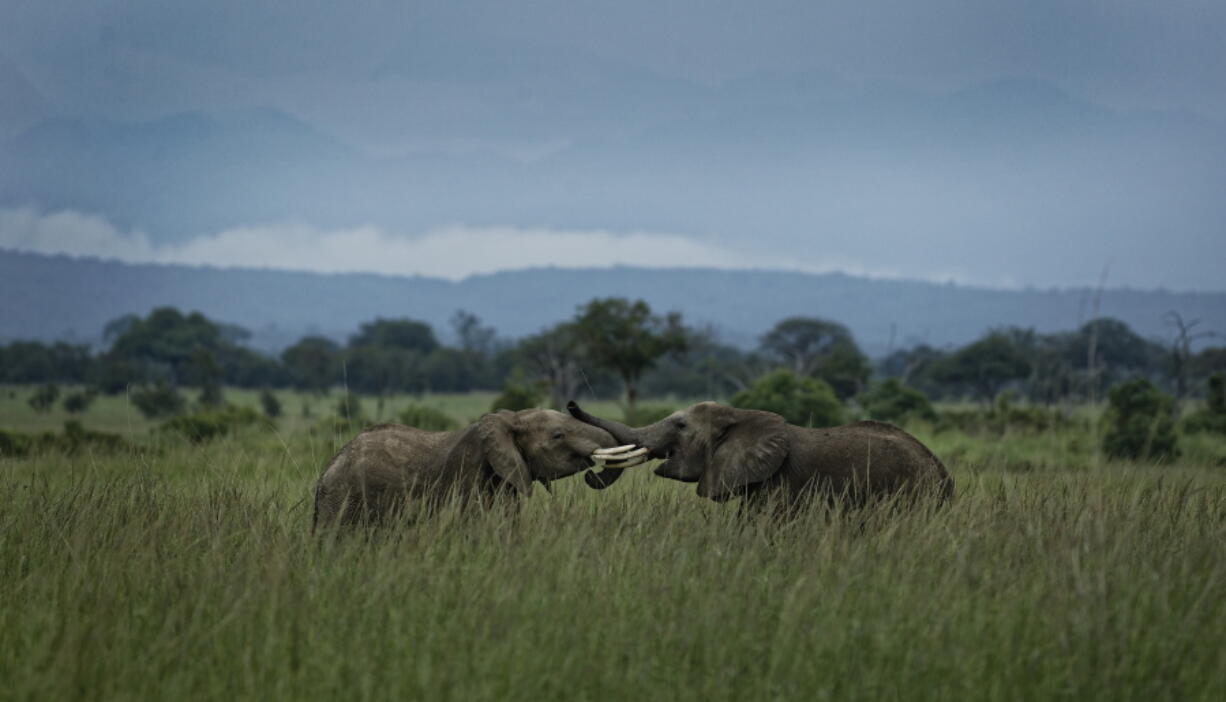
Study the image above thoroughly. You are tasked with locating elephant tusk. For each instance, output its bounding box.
[591,447,650,467]
[591,446,648,462]
[592,445,638,455]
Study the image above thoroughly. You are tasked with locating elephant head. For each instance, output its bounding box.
[475,409,642,493]
[567,401,789,501]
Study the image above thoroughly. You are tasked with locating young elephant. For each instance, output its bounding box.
[313,409,644,527]
[567,401,952,508]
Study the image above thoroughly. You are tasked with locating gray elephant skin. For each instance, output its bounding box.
[568,401,953,508]
[313,409,619,527]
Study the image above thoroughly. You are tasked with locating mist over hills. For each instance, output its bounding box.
[2,72,1223,290]
[3,249,1222,356]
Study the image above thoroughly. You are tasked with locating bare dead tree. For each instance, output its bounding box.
[1165,311,1217,413]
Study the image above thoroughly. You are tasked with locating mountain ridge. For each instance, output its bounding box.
[3,249,1222,356]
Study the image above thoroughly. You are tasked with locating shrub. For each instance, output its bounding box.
[0,422,129,458]
[28,383,60,413]
[858,379,937,424]
[624,404,675,426]
[62,388,98,414]
[1102,377,1179,462]
[259,388,282,419]
[335,392,365,423]
[398,404,459,431]
[160,405,262,443]
[130,382,186,419]
[730,369,843,427]
[490,380,544,412]
[1183,374,1226,435]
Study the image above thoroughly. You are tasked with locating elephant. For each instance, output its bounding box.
[567,400,952,510]
[313,408,645,527]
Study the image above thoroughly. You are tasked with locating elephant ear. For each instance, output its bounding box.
[698,409,788,500]
[478,412,533,495]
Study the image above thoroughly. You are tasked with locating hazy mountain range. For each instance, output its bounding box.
[3,249,1222,356]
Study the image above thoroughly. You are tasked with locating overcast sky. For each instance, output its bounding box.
[1,0,1224,290]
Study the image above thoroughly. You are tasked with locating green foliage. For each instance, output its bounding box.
[259,388,282,419]
[334,391,365,423]
[624,404,676,426]
[730,369,843,427]
[1102,377,1180,461]
[1183,374,1226,435]
[571,298,688,414]
[859,379,937,424]
[933,331,1032,402]
[759,317,870,400]
[0,420,129,458]
[397,404,460,431]
[130,382,186,419]
[937,392,1073,436]
[280,336,341,392]
[0,341,92,384]
[159,405,263,443]
[27,383,60,413]
[490,379,544,412]
[62,388,98,414]
[349,317,439,353]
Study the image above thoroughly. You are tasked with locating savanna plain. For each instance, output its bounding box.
[2,388,1225,701]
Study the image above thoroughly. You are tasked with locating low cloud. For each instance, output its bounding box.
[0,207,826,281]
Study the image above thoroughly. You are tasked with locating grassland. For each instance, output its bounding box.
[2,387,1225,700]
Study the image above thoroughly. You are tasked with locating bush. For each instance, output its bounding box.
[730,369,843,427]
[0,421,129,458]
[490,380,544,412]
[936,392,1072,436]
[28,383,60,413]
[1183,374,1226,435]
[858,379,937,424]
[624,404,675,426]
[130,382,186,419]
[259,388,283,419]
[160,405,263,443]
[335,391,365,423]
[1102,377,1179,462]
[398,404,459,431]
[62,388,98,414]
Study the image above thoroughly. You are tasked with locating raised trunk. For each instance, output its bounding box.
[567,401,641,489]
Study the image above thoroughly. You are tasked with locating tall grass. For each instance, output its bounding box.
[2,429,1225,700]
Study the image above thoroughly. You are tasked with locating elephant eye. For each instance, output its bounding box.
[675,420,687,430]
[552,431,565,440]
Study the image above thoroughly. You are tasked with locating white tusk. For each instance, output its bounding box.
[597,455,650,469]
[592,447,649,464]
[593,445,638,455]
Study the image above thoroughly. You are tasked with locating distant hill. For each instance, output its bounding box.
[3,249,1222,355]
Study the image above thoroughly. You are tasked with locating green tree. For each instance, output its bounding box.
[514,323,587,410]
[759,317,870,400]
[730,369,843,427]
[281,336,341,392]
[934,332,1032,403]
[108,307,229,383]
[1102,377,1179,461]
[349,318,439,353]
[571,298,689,419]
[491,375,544,412]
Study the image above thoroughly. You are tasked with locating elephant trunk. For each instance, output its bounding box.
[567,401,641,490]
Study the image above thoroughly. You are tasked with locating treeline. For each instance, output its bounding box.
[3,302,1224,414]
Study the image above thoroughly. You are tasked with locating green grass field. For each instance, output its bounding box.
[2,387,1225,700]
